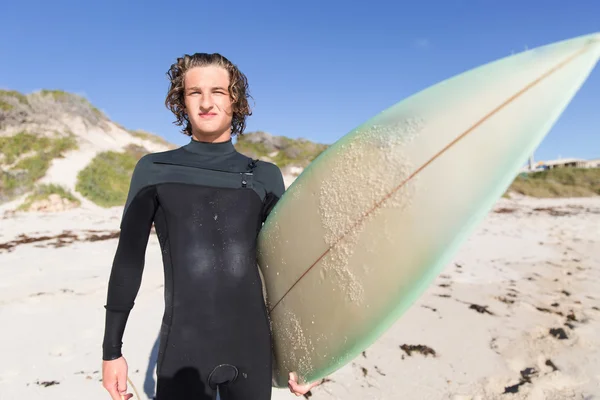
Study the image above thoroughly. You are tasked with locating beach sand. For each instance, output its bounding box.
[0,195,599,399]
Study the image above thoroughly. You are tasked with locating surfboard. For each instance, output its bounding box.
[257,32,600,387]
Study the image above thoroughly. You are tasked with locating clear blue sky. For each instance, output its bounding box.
[1,0,599,161]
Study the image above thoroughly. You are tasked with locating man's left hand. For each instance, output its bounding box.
[288,372,321,396]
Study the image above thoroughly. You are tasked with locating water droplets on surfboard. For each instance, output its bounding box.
[317,116,424,305]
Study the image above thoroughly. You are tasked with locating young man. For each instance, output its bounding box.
[101,53,320,399]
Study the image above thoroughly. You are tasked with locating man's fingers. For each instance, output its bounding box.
[288,373,321,397]
[117,372,128,393]
[106,386,124,400]
[102,377,122,400]
[108,386,132,400]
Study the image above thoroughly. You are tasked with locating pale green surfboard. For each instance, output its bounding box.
[257,32,600,387]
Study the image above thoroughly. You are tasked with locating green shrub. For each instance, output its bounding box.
[76,151,140,207]
[0,132,77,165]
[0,133,78,201]
[0,132,44,165]
[13,154,53,183]
[234,133,328,168]
[506,168,600,197]
[124,143,150,160]
[0,89,28,110]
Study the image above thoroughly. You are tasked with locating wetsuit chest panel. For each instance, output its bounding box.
[148,160,264,201]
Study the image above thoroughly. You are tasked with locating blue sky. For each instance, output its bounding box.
[1,0,599,161]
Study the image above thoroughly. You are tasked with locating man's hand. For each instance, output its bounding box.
[288,372,321,397]
[102,356,133,400]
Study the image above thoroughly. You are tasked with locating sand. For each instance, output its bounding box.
[0,194,599,400]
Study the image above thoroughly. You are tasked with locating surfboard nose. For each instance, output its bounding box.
[541,31,600,62]
[552,31,600,46]
[576,31,600,56]
[560,31,600,86]
[586,32,600,58]
[585,31,600,45]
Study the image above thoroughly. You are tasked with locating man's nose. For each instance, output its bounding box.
[200,94,214,110]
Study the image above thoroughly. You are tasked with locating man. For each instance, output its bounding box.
[101,53,320,399]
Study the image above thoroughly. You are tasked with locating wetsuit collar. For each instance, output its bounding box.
[184,137,236,155]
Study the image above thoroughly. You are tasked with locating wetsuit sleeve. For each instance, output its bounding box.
[102,157,158,360]
[260,162,285,223]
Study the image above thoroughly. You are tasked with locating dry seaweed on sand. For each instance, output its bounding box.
[469,303,495,315]
[549,327,568,340]
[0,229,120,252]
[399,344,437,357]
[502,367,538,394]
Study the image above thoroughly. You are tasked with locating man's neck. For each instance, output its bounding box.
[192,130,232,143]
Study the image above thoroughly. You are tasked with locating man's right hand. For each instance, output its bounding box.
[102,356,133,400]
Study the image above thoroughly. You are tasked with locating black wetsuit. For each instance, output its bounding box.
[102,138,285,400]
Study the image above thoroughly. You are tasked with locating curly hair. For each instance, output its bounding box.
[165,53,252,137]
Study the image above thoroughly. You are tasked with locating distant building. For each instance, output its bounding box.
[520,157,599,173]
[584,159,600,168]
[541,158,588,169]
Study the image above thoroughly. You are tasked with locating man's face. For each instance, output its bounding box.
[184,65,233,140]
